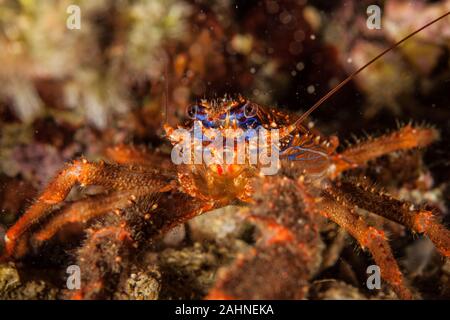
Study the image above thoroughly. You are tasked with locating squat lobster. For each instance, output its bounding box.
[2,11,450,300]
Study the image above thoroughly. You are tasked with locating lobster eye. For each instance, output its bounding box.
[244,103,258,118]
[186,104,200,119]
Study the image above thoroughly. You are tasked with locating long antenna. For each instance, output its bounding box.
[281,10,450,137]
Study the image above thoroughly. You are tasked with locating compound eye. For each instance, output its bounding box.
[186,104,200,119]
[244,103,258,118]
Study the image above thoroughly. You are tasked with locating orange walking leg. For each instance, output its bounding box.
[334,180,450,257]
[331,125,439,178]
[3,160,173,258]
[317,193,413,299]
[32,190,142,245]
